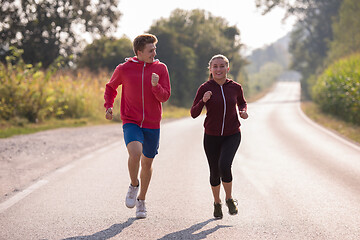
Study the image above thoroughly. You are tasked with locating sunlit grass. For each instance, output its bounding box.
[246,84,275,103]
[3,79,359,145]
[0,106,191,138]
[0,117,114,138]
[162,105,190,119]
[301,101,360,144]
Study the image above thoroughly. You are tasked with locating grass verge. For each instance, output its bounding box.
[301,101,360,144]
[0,106,191,139]
[2,95,359,145]
[0,118,111,138]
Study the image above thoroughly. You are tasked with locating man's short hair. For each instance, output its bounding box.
[133,34,158,56]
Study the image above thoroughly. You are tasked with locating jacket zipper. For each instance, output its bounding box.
[220,85,226,136]
[140,62,146,127]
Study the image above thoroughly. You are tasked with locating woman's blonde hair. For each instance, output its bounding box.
[208,54,230,80]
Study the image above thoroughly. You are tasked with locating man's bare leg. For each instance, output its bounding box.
[126,141,142,186]
[137,155,154,200]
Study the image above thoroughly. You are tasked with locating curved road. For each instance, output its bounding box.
[1,81,360,239]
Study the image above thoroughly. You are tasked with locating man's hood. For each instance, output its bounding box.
[125,56,160,64]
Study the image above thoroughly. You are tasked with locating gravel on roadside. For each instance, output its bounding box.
[0,123,123,202]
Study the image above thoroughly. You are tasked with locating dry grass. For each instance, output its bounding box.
[301,101,360,144]
[0,106,190,138]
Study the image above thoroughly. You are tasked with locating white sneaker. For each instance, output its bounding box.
[136,199,147,218]
[125,184,139,208]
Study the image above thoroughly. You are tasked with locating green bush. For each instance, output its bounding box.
[0,47,111,123]
[313,54,360,124]
[0,48,51,122]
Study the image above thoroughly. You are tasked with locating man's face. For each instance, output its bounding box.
[137,43,157,63]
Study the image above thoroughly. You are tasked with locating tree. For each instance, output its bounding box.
[256,0,343,99]
[0,0,121,68]
[327,0,360,62]
[149,9,246,107]
[247,62,284,96]
[247,34,291,74]
[77,36,133,71]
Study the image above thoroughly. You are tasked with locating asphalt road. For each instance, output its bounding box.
[1,81,360,240]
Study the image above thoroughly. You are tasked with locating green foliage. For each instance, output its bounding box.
[0,48,111,123]
[77,36,133,71]
[149,9,246,107]
[313,54,360,124]
[247,34,291,74]
[0,0,121,68]
[258,0,360,125]
[246,62,284,97]
[255,0,288,14]
[256,0,343,100]
[289,0,342,99]
[327,0,360,62]
[0,47,49,122]
[245,34,297,99]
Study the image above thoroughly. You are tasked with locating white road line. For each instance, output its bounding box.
[0,140,122,213]
[55,164,75,173]
[0,180,48,214]
[297,104,360,152]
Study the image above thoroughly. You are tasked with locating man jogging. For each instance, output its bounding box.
[104,34,171,218]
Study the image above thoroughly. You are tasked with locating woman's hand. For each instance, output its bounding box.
[239,111,248,119]
[203,91,212,102]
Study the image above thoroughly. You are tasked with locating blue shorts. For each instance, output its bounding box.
[123,123,160,158]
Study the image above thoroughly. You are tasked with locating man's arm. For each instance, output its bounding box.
[104,65,122,119]
[151,66,171,102]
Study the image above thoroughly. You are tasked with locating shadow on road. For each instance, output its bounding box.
[157,218,232,240]
[61,217,137,240]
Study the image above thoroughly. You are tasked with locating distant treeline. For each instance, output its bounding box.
[0,6,248,123]
[1,3,247,108]
[245,34,295,97]
[1,0,359,125]
[255,0,360,124]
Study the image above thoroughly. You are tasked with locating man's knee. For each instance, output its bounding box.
[127,141,142,160]
[141,156,153,170]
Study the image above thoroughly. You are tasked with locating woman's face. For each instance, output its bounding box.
[210,58,229,81]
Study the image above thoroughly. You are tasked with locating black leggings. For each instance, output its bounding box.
[203,132,241,186]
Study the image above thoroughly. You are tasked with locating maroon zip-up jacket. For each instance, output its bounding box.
[190,79,247,136]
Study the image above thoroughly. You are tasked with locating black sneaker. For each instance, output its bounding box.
[213,202,223,219]
[226,198,238,215]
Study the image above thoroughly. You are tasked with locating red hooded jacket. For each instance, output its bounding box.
[104,57,171,129]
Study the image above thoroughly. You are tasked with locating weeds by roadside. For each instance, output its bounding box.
[301,101,360,144]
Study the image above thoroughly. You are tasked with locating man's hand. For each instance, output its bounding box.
[151,73,159,86]
[105,108,113,120]
[203,91,212,102]
[239,111,248,119]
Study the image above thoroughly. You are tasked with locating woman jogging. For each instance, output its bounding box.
[190,54,248,219]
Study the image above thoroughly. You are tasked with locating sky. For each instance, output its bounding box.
[114,0,296,55]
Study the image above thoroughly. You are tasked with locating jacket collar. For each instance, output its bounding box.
[209,78,232,86]
[125,56,159,64]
